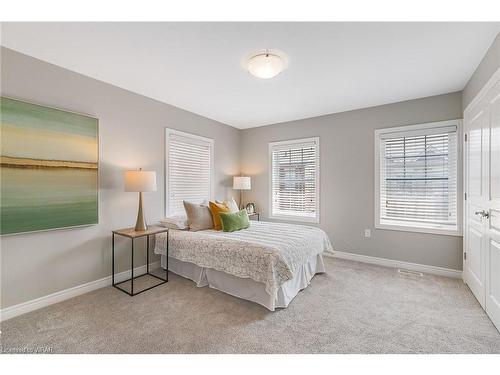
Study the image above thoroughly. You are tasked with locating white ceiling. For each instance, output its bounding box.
[1,22,499,129]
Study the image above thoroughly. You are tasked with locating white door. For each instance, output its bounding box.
[485,81,500,330]
[464,99,487,308]
[464,72,500,332]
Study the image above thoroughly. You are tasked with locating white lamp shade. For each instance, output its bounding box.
[125,170,157,192]
[233,176,251,190]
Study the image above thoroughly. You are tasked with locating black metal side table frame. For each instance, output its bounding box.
[249,213,260,221]
[111,227,169,296]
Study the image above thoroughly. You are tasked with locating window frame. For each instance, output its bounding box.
[165,128,214,216]
[374,119,462,237]
[268,137,320,223]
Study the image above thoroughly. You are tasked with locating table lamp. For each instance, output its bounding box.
[125,169,157,231]
[233,176,251,210]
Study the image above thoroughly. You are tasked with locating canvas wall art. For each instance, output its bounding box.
[0,97,98,235]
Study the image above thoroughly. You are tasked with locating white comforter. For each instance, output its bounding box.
[154,221,333,296]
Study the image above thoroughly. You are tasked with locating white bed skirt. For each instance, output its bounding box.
[161,253,325,311]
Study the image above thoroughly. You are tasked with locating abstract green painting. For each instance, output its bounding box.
[0,97,98,235]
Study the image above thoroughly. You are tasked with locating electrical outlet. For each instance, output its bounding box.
[364,229,371,238]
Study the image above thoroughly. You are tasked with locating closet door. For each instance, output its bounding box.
[464,99,488,308]
[464,72,500,332]
[485,80,500,330]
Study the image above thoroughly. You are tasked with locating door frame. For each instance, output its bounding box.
[463,67,500,286]
[462,68,500,318]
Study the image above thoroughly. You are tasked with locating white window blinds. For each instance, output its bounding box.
[165,129,213,215]
[378,124,458,232]
[270,138,319,222]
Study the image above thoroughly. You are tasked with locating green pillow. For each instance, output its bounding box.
[219,209,250,232]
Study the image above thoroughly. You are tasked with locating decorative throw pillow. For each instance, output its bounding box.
[224,197,240,213]
[183,201,214,231]
[219,209,250,232]
[209,201,230,230]
[215,197,239,213]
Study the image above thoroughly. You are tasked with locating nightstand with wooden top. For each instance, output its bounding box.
[112,225,169,296]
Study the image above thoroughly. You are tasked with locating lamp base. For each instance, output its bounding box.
[239,189,245,210]
[134,192,147,231]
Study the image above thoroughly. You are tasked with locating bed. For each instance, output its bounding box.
[154,220,333,311]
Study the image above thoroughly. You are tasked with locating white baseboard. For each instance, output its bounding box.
[329,251,462,279]
[0,261,161,322]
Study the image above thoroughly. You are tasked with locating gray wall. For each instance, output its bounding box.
[463,32,500,108]
[0,48,241,308]
[241,92,464,270]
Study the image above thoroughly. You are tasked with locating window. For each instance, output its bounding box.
[165,128,214,215]
[375,120,461,236]
[269,137,319,223]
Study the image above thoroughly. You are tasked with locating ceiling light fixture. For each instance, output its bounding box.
[244,50,288,79]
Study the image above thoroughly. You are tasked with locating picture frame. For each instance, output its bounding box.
[245,202,256,214]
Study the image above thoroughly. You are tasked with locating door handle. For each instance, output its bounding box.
[474,210,490,219]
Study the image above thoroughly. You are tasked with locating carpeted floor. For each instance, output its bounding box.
[1,257,499,354]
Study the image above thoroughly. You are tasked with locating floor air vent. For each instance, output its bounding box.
[398,269,424,277]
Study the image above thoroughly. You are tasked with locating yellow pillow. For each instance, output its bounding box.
[209,201,230,230]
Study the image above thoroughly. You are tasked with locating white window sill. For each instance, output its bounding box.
[375,222,462,237]
[270,213,319,224]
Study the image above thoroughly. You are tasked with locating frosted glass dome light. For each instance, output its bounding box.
[245,51,287,79]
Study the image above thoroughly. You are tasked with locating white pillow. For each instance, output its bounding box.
[225,197,239,213]
[216,197,239,213]
[159,214,189,230]
[183,200,214,231]
[160,222,187,230]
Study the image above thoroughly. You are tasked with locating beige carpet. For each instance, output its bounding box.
[1,257,499,354]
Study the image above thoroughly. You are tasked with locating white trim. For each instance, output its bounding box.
[164,128,215,216]
[0,262,160,322]
[374,119,463,237]
[375,120,459,137]
[463,66,500,114]
[375,222,462,237]
[268,136,320,224]
[268,136,319,148]
[329,251,462,279]
[269,213,319,224]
